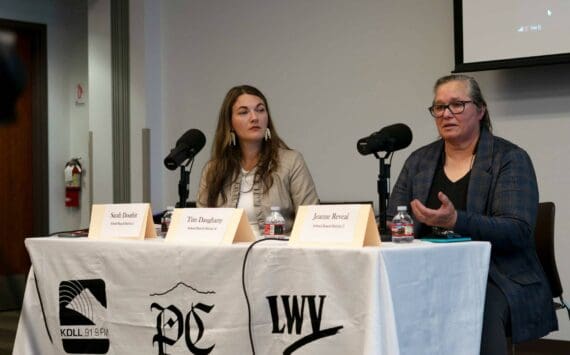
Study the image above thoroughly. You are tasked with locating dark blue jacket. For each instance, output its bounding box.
[388,128,558,343]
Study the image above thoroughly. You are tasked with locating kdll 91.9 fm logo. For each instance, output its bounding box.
[59,279,110,354]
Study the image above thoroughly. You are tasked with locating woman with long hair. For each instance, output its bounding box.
[197,85,319,237]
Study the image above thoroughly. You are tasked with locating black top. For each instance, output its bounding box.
[418,155,471,237]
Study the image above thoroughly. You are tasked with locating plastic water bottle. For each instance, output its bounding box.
[391,206,414,243]
[160,206,175,237]
[263,206,286,239]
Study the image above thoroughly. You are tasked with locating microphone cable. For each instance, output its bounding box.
[241,237,288,355]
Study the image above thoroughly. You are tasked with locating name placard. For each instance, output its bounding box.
[289,204,380,247]
[165,208,255,245]
[88,203,156,240]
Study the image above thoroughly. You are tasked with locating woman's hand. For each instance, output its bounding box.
[410,192,457,229]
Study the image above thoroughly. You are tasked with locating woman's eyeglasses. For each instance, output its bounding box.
[428,100,474,118]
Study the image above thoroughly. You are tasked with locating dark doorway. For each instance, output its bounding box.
[0,18,48,310]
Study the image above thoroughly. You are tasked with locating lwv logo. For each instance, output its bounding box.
[266,295,343,354]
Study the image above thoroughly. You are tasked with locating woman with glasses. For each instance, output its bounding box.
[387,74,557,355]
[196,85,319,238]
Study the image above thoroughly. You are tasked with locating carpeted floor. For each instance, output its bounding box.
[0,310,19,355]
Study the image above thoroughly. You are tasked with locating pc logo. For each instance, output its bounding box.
[59,279,110,354]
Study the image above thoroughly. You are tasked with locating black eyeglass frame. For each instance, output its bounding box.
[428,100,475,118]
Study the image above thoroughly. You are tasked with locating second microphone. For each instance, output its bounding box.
[357,123,412,155]
[164,128,206,170]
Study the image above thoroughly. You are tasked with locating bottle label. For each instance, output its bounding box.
[161,211,173,235]
[391,223,413,237]
[264,223,284,236]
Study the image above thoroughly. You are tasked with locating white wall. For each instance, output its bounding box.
[87,0,113,210]
[0,0,89,231]
[146,0,570,340]
[158,0,451,206]
[129,0,164,204]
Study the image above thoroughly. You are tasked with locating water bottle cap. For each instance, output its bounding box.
[397,205,407,212]
[270,206,281,211]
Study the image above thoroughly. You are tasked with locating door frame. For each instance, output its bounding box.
[0,18,48,310]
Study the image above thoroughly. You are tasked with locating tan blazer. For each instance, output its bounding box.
[197,148,319,232]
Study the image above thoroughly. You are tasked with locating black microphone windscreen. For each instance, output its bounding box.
[177,129,206,150]
[164,129,206,170]
[357,123,412,155]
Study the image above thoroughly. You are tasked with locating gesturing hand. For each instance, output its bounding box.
[410,192,457,229]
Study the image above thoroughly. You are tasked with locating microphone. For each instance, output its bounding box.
[164,129,206,170]
[357,123,412,155]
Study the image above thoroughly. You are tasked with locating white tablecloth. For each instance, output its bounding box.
[14,237,490,355]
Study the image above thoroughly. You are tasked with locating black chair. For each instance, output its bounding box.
[510,202,566,355]
[534,202,570,319]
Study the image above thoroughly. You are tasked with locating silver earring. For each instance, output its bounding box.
[265,128,271,141]
[230,131,236,146]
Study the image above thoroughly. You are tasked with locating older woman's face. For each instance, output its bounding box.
[231,94,268,145]
[433,80,484,145]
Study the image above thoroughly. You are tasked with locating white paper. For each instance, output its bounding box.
[100,204,147,238]
[298,205,360,243]
[168,208,234,244]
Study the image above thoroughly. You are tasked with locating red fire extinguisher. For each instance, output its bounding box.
[65,158,82,207]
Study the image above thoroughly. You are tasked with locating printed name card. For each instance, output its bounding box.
[165,208,255,245]
[289,204,380,247]
[88,203,156,240]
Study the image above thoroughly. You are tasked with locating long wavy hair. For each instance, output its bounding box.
[433,74,492,132]
[201,85,289,207]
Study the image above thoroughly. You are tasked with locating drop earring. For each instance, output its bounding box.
[265,128,271,141]
[230,131,236,146]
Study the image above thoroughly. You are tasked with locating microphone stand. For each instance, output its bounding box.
[374,151,392,241]
[176,158,195,208]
